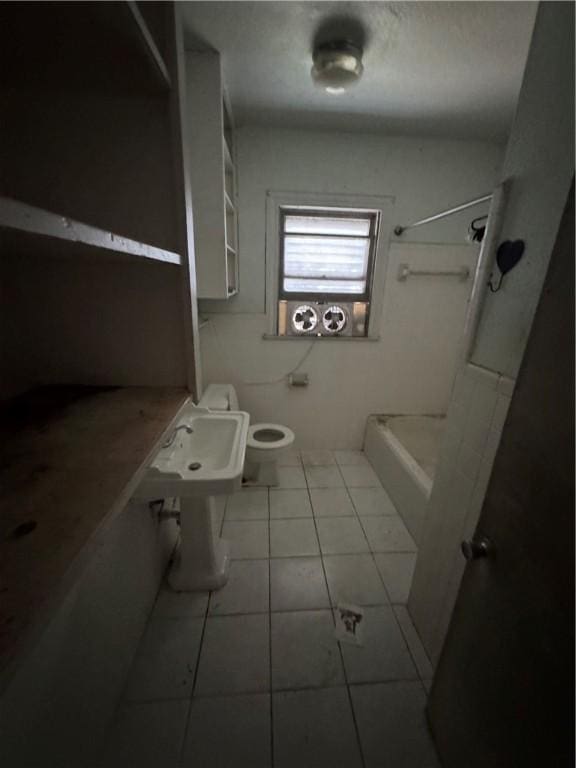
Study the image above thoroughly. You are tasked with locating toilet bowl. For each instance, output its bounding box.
[198,384,295,486]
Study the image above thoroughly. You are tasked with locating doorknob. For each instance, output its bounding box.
[461,536,490,561]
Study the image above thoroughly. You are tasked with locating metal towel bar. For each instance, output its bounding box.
[397,263,470,282]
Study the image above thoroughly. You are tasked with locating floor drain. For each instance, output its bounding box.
[188,462,202,471]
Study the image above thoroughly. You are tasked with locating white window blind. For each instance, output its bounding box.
[281,212,375,296]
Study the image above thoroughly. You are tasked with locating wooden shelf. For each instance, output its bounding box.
[126,2,171,91]
[0,198,181,266]
[186,51,239,300]
[0,386,187,676]
[223,138,234,172]
[0,2,171,95]
[225,192,236,213]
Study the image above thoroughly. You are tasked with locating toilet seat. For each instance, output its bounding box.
[247,423,295,450]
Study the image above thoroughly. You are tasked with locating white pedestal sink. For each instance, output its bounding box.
[134,402,249,591]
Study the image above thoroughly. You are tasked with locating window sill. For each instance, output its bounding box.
[262,334,380,342]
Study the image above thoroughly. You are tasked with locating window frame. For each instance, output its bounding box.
[265,191,395,340]
[278,207,380,304]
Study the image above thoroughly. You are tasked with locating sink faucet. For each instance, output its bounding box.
[162,424,193,449]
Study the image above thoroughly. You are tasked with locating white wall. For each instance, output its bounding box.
[471,2,574,376]
[0,502,178,768]
[199,127,503,448]
[1,253,187,400]
[410,363,514,663]
[409,2,575,664]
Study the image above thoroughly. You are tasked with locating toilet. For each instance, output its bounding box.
[198,384,295,486]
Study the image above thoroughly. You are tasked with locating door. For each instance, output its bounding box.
[427,182,574,767]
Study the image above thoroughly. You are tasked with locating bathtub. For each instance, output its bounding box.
[364,415,446,544]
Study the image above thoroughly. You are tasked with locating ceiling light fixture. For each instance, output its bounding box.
[311,40,364,95]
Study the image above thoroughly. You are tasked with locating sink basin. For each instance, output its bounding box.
[136,404,249,499]
[133,401,249,592]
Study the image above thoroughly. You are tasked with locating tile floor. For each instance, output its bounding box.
[101,449,439,768]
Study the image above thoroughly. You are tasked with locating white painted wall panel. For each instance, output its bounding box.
[199,128,503,447]
[409,2,575,664]
[471,2,574,376]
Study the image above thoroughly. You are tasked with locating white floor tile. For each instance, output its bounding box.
[305,466,344,488]
[301,449,336,466]
[333,450,369,466]
[270,518,320,557]
[273,687,362,768]
[124,616,203,702]
[195,614,270,695]
[316,517,370,555]
[100,699,188,768]
[269,488,312,519]
[209,560,269,615]
[182,694,271,768]
[324,555,389,606]
[271,610,345,690]
[351,682,440,767]
[225,489,269,521]
[360,517,417,553]
[349,487,398,516]
[270,557,330,611]
[393,605,434,679]
[340,464,382,488]
[338,606,417,684]
[276,466,307,488]
[152,586,209,619]
[310,487,355,517]
[373,553,417,603]
[278,448,302,466]
[222,520,269,559]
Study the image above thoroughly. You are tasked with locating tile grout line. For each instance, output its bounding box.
[267,484,275,768]
[176,495,228,767]
[391,603,435,695]
[308,457,422,765]
[304,456,368,768]
[392,608,432,698]
[113,671,426,709]
[331,458,375,768]
[348,481,424,687]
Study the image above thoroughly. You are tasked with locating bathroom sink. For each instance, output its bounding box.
[136,403,250,499]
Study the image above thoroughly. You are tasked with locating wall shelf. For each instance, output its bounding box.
[126,1,172,91]
[0,198,181,266]
[0,2,171,95]
[185,50,239,299]
[0,386,187,677]
[223,138,234,172]
[225,192,235,212]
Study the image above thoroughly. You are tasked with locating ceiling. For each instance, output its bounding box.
[182,1,537,142]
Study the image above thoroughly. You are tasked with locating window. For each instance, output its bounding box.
[279,208,379,301]
[277,206,380,337]
[265,192,393,340]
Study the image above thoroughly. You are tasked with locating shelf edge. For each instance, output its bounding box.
[125,1,172,90]
[0,197,181,265]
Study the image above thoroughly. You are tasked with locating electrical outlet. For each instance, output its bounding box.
[289,372,309,387]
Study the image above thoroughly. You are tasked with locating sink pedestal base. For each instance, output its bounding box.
[168,496,230,591]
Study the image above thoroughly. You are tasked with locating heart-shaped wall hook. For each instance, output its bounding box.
[496,240,525,275]
[489,239,525,292]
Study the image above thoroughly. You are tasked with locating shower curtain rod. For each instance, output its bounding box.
[394,193,492,236]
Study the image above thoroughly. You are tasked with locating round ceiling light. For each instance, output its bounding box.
[311,40,364,95]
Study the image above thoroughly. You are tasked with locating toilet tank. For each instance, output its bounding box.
[198,384,239,411]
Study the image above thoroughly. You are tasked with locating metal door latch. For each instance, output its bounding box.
[461,536,491,561]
